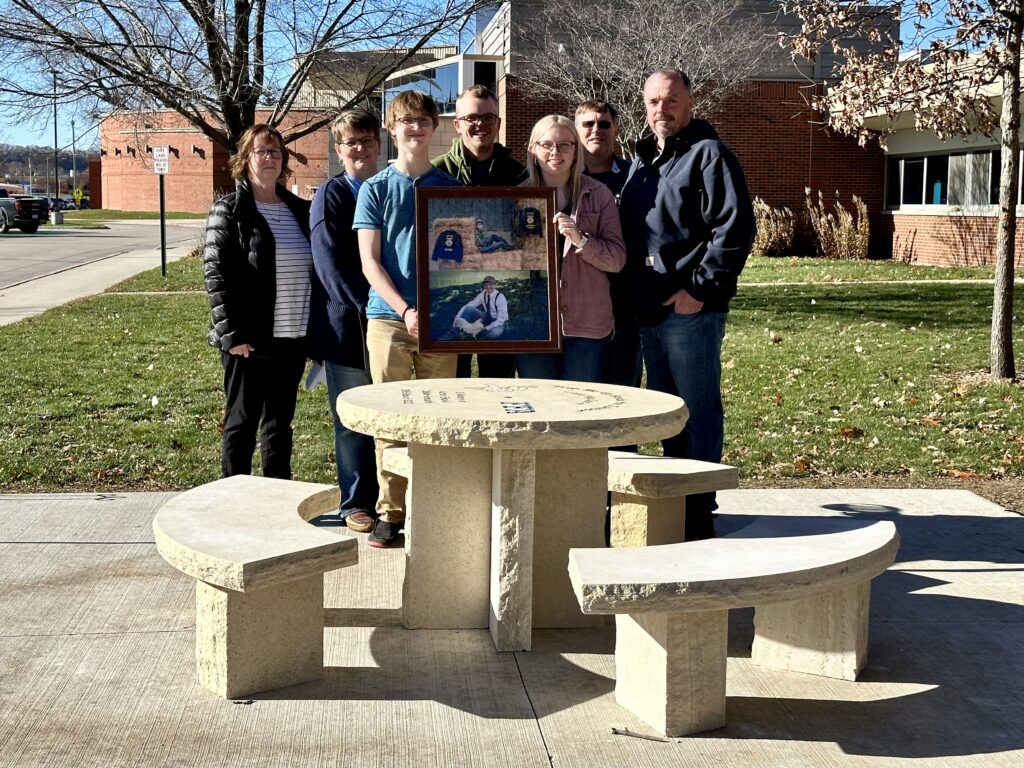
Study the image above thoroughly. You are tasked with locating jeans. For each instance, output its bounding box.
[324,362,378,518]
[220,337,307,479]
[516,335,609,383]
[640,311,727,540]
[477,233,515,252]
[602,323,643,452]
[456,353,516,378]
[602,324,642,389]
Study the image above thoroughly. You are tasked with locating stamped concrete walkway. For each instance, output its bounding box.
[0,488,1021,767]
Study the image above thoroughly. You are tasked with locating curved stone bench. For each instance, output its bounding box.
[568,514,900,737]
[606,451,738,546]
[153,475,358,698]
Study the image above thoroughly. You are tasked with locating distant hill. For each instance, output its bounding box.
[0,142,98,191]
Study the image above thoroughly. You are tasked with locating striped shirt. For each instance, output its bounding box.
[256,201,312,338]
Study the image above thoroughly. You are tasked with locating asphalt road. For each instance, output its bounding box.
[0,220,204,290]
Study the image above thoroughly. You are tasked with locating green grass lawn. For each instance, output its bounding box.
[741,255,1003,283]
[61,208,206,222]
[109,254,1011,296]
[0,261,1020,491]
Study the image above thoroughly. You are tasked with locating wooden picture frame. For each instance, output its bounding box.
[415,186,560,354]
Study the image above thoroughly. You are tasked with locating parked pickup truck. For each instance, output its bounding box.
[0,189,49,234]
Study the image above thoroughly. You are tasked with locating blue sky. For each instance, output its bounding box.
[1,112,99,152]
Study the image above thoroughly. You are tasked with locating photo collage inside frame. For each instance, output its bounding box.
[415,187,560,354]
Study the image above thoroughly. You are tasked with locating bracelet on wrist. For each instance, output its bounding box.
[401,305,415,319]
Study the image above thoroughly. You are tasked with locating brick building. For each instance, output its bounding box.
[869,90,1024,268]
[477,1,887,254]
[99,109,334,214]
[98,0,896,261]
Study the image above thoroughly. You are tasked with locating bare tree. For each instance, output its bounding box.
[781,0,1019,379]
[0,0,483,151]
[514,0,781,154]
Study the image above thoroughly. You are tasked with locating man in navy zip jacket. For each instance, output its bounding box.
[619,68,755,540]
[308,110,381,533]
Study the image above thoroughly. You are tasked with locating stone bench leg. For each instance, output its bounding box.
[751,580,871,681]
[195,576,324,698]
[610,492,686,548]
[614,610,728,737]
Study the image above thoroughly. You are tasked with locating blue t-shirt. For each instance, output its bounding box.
[353,164,461,320]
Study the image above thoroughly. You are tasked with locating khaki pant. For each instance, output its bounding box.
[366,318,457,522]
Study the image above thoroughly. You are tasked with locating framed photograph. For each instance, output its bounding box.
[415,186,560,354]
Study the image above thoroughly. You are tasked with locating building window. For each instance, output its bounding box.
[474,61,497,92]
[885,156,901,209]
[990,150,1001,205]
[889,149,1006,209]
[924,155,948,204]
[385,62,461,116]
[902,157,924,205]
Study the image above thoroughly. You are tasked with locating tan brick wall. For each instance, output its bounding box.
[882,213,1024,267]
[99,110,332,213]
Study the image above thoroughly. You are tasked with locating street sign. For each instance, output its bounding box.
[73,187,83,205]
[153,146,169,175]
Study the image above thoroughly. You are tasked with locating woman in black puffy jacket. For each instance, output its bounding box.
[203,123,312,479]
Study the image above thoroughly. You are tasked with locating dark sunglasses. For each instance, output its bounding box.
[580,119,613,130]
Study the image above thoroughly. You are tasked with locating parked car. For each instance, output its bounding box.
[60,197,77,210]
[0,189,48,234]
[47,197,76,212]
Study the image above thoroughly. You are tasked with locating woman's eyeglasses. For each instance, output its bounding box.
[535,141,575,154]
[252,148,283,160]
[340,139,378,149]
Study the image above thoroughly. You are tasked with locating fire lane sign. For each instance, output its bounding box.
[153,146,169,175]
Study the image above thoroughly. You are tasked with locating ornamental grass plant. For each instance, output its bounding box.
[804,189,870,261]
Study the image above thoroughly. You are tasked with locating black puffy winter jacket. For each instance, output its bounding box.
[203,179,312,351]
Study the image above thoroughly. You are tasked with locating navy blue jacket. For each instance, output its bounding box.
[620,119,755,324]
[308,173,370,368]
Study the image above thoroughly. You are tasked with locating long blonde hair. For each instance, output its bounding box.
[524,115,584,212]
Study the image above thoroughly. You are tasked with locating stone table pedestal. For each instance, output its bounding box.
[338,379,686,651]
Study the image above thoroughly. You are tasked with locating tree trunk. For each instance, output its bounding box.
[992,13,1021,379]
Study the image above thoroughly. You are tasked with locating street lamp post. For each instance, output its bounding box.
[50,70,62,224]
[71,119,76,196]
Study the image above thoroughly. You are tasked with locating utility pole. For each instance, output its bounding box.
[52,70,58,200]
[71,119,77,194]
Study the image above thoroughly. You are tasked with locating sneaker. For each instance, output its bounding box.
[344,511,377,533]
[367,519,403,549]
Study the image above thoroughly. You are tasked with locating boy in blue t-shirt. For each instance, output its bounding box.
[353,90,460,548]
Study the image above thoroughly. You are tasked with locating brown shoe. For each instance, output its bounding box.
[345,511,377,533]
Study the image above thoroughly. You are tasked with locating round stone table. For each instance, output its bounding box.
[338,379,687,651]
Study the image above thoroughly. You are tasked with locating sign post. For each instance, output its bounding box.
[153,146,169,276]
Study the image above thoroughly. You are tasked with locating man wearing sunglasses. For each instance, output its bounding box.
[574,101,631,197]
[433,85,526,378]
[574,101,641,404]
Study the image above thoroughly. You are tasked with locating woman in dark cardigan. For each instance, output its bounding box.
[203,123,312,479]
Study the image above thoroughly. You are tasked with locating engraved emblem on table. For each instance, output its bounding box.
[500,402,535,414]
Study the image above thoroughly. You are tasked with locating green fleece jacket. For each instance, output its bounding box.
[432,139,528,186]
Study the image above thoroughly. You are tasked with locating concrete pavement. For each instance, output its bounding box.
[0,220,203,326]
[0,487,1021,767]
